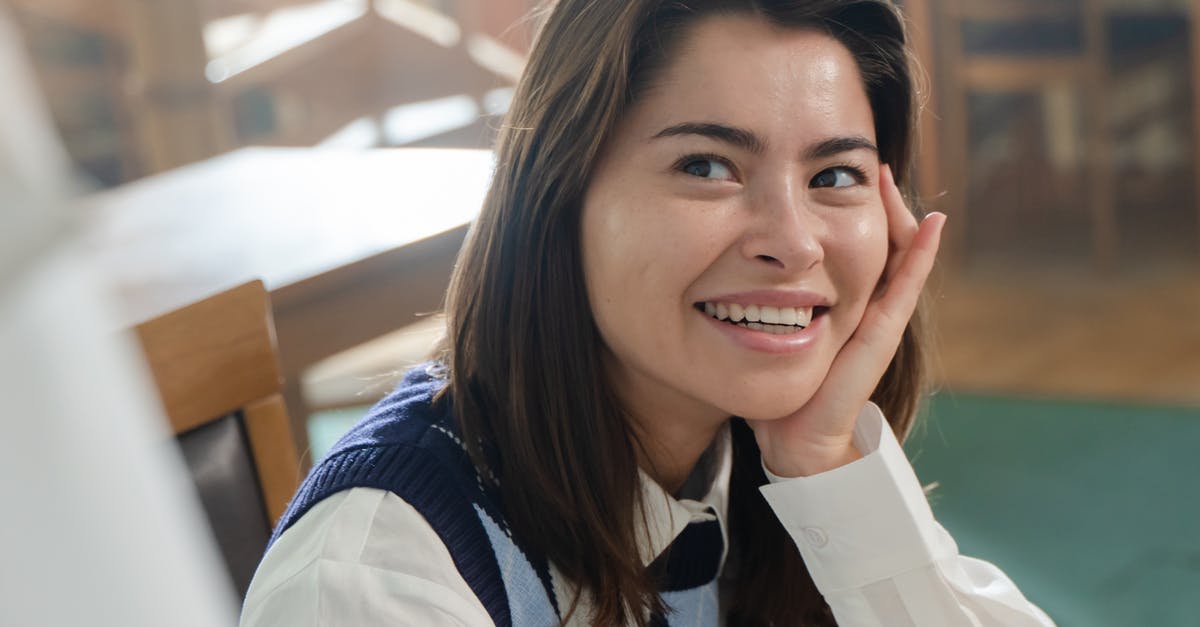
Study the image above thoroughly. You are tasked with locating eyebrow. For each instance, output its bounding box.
[803,136,879,161]
[652,122,765,154]
[652,122,879,161]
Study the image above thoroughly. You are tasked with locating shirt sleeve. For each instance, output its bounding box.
[758,402,1056,627]
[239,488,495,627]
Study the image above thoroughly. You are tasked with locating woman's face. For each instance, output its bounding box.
[581,15,889,426]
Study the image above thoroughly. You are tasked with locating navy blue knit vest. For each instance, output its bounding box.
[270,366,724,626]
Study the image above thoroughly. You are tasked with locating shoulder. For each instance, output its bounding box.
[274,365,488,541]
[327,363,457,453]
[240,487,494,627]
[250,366,523,625]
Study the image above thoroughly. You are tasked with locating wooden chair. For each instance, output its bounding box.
[932,0,1117,269]
[134,280,301,599]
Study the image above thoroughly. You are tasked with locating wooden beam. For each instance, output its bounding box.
[456,0,540,53]
[205,4,373,92]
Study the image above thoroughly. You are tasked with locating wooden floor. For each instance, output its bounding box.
[929,263,1200,407]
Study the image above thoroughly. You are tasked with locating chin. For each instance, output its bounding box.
[711,372,825,422]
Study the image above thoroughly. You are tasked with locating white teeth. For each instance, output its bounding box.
[702,301,817,328]
[746,322,764,331]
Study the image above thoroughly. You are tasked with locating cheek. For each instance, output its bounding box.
[580,193,666,354]
[582,182,723,301]
[582,198,652,300]
[829,209,889,300]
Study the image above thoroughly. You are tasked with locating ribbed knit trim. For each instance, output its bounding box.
[269,365,520,627]
[273,441,512,626]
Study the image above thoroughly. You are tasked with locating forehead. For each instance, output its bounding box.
[627,14,874,145]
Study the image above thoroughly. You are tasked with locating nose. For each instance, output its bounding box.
[740,180,824,271]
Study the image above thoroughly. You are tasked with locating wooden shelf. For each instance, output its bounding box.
[961,57,1091,89]
[954,1,1079,21]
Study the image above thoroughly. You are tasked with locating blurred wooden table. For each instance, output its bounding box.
[82,147,494,463]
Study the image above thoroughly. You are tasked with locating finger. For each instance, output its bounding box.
[808,212,945,416]
[882,164,919,245]
[880,164,920,285]
[860,211,946,348]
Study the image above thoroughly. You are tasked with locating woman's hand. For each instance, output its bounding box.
[748,165,946,477]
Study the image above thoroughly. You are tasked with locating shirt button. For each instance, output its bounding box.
[802,527,829,548]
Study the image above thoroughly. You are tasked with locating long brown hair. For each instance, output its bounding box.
[437,1,926,624]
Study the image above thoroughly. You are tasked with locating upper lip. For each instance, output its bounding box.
[696,289,833,309]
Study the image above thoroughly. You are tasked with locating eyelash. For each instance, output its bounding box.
[816,162,870,187]
[672,152,738,179]
[672,153,871,188]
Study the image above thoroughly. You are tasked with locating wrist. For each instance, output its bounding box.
[762,441,863,478]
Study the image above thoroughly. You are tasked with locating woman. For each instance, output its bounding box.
[241,0,1055,625]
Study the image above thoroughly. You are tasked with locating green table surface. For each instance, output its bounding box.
[907,393,1200,626]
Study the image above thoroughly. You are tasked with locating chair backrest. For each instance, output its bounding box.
[134,280,301,599]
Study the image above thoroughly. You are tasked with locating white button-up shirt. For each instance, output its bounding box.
[240,403,1055,626]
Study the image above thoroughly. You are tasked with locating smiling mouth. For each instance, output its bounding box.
[695,301,829,335]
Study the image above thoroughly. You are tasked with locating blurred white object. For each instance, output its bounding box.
[0,7,236,627]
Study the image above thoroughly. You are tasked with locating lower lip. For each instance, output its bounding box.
[699,309,826,354]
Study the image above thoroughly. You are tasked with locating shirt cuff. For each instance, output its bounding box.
[758,402,955,594]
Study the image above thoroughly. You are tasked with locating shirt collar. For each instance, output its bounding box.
[634,422,732,569]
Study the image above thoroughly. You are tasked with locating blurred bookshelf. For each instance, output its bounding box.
[12,5,138,186]
[923,0,1200,269]
[8,0,533,186]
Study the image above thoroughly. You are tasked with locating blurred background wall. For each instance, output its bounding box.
[4,0,1198,624]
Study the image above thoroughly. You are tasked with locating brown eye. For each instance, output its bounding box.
[684,160,713,177]
[810,166,862,189]
[679,156,735,181]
